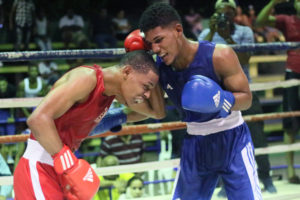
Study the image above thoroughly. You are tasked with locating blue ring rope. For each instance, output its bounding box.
[0,48,125,62]
[0,42,299,62]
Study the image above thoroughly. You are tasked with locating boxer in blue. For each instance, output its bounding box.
[125,2,262,200]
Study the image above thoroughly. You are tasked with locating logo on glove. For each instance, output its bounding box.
[213,91,220,107]
[83,168,94,182]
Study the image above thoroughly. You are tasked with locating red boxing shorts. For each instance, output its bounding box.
[13,139,64,200]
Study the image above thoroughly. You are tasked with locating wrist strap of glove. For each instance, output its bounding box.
[52,145,78,174]
[220,91,235,117]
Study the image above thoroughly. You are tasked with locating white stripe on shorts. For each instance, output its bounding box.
[28,160,45,200]
[241,142,263,200]
[171,165,181,199]
[23,139,53,200]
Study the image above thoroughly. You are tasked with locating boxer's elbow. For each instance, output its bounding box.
[240,91,252,111]
[152,109,166,120]
[27,112,51,138]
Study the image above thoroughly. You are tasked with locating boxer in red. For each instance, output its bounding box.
[13,50,165,200]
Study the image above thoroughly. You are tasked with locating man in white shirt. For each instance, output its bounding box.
[58,9,89,49]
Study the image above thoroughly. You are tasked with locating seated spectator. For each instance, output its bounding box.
[90,8,117,49]
[0,76,16,136]
[94,155,134,200]
[112,10,132,40]
[99,134,145,165]
[0,152,13,199]
[38,60,60,85]
[58,9,89,49]
[34,8,52,51]
[17,64,48,118]
[9,0,35,51]
[0,142,25,172]
[118,176,146,199]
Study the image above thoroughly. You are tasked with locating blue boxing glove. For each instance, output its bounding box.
[89,107,127,136]
[181,75,235,118]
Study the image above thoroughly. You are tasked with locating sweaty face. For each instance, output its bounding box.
[145,25,181,66]
[122,68,158,106]
[129,179,144,198]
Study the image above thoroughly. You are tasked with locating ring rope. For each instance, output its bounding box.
[1,139,300,186]
[0,79,298,108]
[0,48,125,62]
[0,97,42,108]
[250,79,300,91]
[0,111,299,144]
[0,42,299,61]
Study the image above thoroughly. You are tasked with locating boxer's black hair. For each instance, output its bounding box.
[139,2,182,33]
[119,50,158,75]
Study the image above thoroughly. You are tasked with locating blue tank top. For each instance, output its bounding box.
[157,41,224,122]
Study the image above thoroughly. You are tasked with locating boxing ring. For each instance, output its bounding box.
[0,42,300,199]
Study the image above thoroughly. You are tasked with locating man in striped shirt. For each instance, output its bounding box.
[99,135,144,165]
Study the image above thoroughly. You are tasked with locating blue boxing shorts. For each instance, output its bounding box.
[172,122,262,200]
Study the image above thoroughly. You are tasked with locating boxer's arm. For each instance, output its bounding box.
[124,29,166,120]
[213,44,252,111]
[27,67,97,155]
[127,84,166,120]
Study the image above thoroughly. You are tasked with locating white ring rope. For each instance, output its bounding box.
[0,97,43,108]
[250,79,300,91]
[0,79,299,108]
[1,142,300,186]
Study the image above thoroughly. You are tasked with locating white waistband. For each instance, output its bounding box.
[186,111,244,136]
[23,139,53,166]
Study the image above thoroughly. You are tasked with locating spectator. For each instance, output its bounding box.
[112,10,132,40]
[118,176,146,199]
[58,9,89,49]
[234,5,251,26]
[9,0,35,51]
[17,65,48,118]
[247,5,285,43]
[38,60,60,85]
[100,134,145,165]
[246,4,266,43]
[94,155,134,200]
[0,76,16,136]
[198,0,277,195]
[0,151,13,199]
[256,0,300,184]
[34,8,52,51]
[0,142,25,172]
[90,8,117,49]
[184,7,203,39]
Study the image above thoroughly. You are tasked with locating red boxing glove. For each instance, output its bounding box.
[124,29,149,52]
[52,145,100,200]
